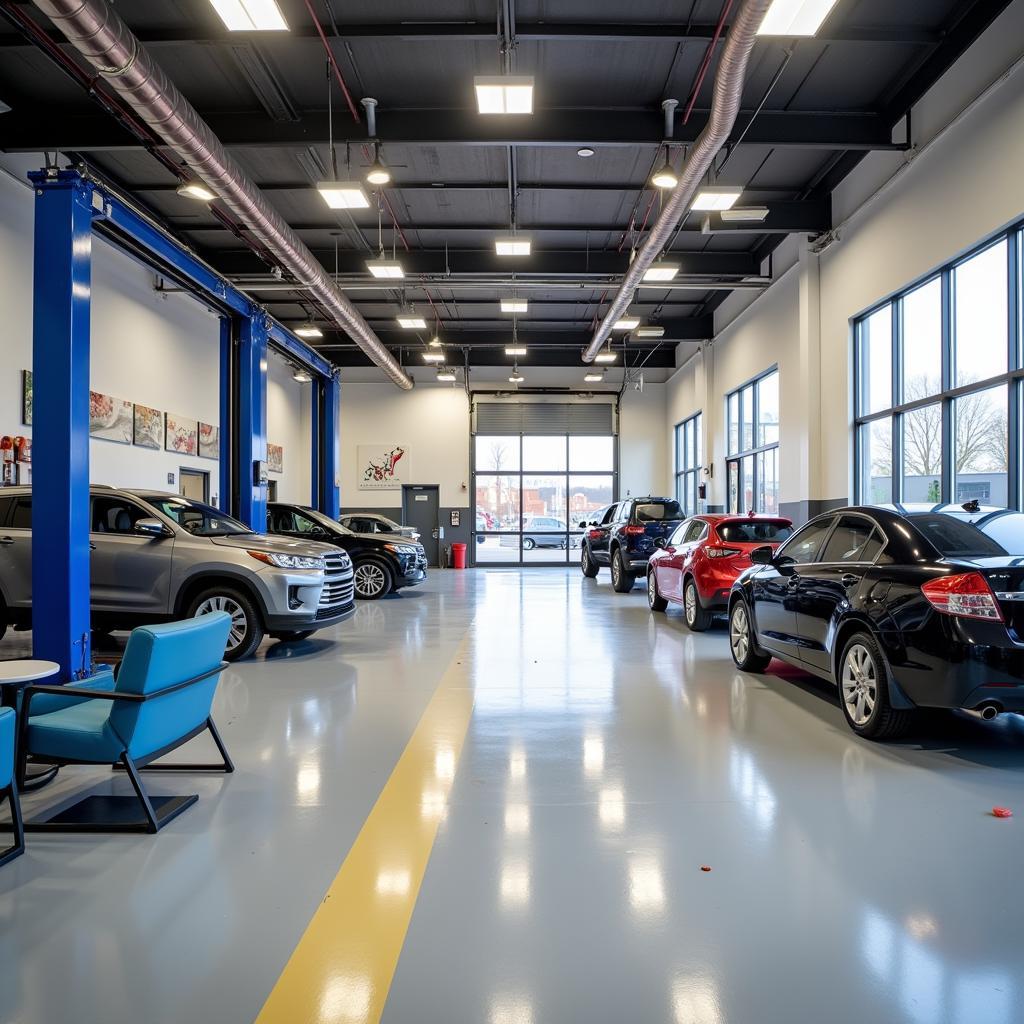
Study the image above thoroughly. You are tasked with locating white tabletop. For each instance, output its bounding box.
[0,660,61,684]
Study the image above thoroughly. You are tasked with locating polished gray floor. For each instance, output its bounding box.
[2,568,1024,1023]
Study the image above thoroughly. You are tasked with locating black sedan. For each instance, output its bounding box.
[267,503,428,600]
[727,503,1024,739]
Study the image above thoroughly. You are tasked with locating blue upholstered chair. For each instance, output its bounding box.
[18,613,234,834]
[0,707,24,865]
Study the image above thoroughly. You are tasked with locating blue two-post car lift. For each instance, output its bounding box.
[30,167,341,680]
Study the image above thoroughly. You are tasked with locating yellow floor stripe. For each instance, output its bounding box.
[256,634,475,1024]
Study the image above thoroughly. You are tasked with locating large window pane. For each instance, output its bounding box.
[741,384,754,451]
[902,278,941,401]
[955,384,1008,506]
[757,447,779,514]
[521,475,567,527]
[728,394,739,455]
[955,240,1008,387]
[740,455,754,514]
[475,474,520,530]
[858,305,892,415]
[475,436,520,472]
[569,435,614,471]
[902,403,942,502]
[523,435,567,471]
[858,418,892,503]
[728,461,739,513]
[757,372,779,446]
[569,475,613,529]
[675,424,686,473]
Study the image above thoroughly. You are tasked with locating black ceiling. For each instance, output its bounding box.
[0,0,1013,370]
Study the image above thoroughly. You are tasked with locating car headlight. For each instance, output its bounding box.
[248,550,325,570]
[384,543,418,555]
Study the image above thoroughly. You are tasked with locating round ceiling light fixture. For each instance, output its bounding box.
[651,157,678,190]
[577,147,595,158]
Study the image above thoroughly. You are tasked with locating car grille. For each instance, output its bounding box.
[320,552,355,609]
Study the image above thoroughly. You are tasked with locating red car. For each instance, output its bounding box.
[647,514,794,630]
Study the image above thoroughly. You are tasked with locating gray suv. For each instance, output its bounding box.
[0,486,356,661]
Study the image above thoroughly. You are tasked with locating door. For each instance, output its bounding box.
[658,519,701,601]
[795,515,886,673]
[750,516,836,658]
[179,468,209,502]
[590,503,620,564]
[403,485,440,566]
[90,495,174,613]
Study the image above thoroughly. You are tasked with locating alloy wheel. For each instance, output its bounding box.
[841,643,877,725]
[685,584,697,625]
[195,595,247,652]
[355,563,387,598]
[612,556,621,586]
[730,604,749,664]
[648,573,657,604]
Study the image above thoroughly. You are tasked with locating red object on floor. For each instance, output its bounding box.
[700,865,712,872]
[992,807,1013,818]
[452,543,467,570]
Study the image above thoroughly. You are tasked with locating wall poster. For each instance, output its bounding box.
[165,413,198,456]
[358,444,408,490]
[90,392,133,444]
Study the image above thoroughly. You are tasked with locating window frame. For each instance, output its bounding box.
[725,367,780,514]
[674,411,703,517]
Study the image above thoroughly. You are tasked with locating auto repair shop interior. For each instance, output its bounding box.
[2,1,1024,1022]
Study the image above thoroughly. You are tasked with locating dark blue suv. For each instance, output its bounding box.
[580,497,686,592]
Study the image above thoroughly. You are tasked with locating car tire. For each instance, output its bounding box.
[611,549,635,593]
[354,560,393,600]
[647,571,668,612]
[581,545,599,578]
[271,630,316,642]
[729,599,771,673]
[189,586,264,662]
[523,537,536,551]
[683,579,712,632]
[838,632,913,740]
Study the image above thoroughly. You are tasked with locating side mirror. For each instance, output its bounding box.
[134,517,170,538]
[653,537,667,549]
[749,544,775,566]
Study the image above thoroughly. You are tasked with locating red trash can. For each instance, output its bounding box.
[451,542,467,569]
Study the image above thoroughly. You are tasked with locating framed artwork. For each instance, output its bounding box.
[21,370,32,426]
[165,413,198,456]
[133,405,163,449]
[357,444,407,490]
[267,443,284,474]
[198,422,219,460]
[90,391,133,444]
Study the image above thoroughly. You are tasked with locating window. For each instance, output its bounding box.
[819,515,885,564]
[674,413,703,516]
[91,497,150,534]
[855,226,1021,508]
[726,369,780,514]
[9,497,31,529]
[717,520,792,544]
[682,520,707,544]
[780,517,835,564]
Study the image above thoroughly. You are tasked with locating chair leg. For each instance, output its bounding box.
[112,718,234,773]
[0,785,25,867]
[206,718,234,773]
[121,753,160,835]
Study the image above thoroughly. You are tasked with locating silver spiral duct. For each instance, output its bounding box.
[583,0,772,363]
[31,0,414,389]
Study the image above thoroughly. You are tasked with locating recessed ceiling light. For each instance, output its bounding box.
[397,314,427,329]
[643,262,679,282]
[292,368,313,383]
[612,318,640,331]
[509,372,525,384]
[176,181,216,202]
[429,335,443,348]
[422,352,445,362]
[316,181,370,209]
[651,159,678,190]
[584,371,604,383]
[691,186,743,211]
[436,368,457,382]
[501,299,528,313]
[505,346,528,356]
[594,351,618,363]
[474,76,534,115]
[495,236,531,256]
[294,323,322,338]
[757,0,841,36]
[636,325,665,338]
[719,206,770,222]
[366,258,404,279]
[577,147,595,158]
[209,0,288,31]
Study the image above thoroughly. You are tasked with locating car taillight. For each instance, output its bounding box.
[588,529,602,540]
[623,525,646,535]
[706,546,743,559]
[921,572,1003,622]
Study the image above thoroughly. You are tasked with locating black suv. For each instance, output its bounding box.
[580,497,686,593]
[267,503,428,600]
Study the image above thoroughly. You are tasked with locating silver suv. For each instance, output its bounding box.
[0,486,355,661]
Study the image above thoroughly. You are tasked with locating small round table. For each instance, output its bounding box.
[0,660,61,790]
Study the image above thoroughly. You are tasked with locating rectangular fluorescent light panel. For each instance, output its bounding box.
[691,187,743,211]
[294,325,322,338]
[397,315,427,329]
[474,76,534,115]
[505,346,528,356]
[501,299,529,313]
[720,206,770,222]
[594,351,618,363]
[612,318,640,331]
[210,0,288,30]
[757,0,841,36]
[366,259,404,279]
[643,262,679,282]
[422,352,445,362]
[584,373,604,383]
[437,370,457,382]
[316,181,370,209]
[636,325,665,338]
[495,236,531,256]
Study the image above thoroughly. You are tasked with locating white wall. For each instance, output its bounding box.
[619,383,668,498]
[266,352,312,504]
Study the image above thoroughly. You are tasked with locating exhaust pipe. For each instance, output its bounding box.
[31,0,413,390]
[962,703,1001,721]
[583,0,772,363]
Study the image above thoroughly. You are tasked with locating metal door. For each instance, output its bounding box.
[403,485,440,566]
[179,468,209,502]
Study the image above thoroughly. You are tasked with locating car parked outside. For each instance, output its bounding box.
[647,514,793,629]
[268,502,427,600]
[0,486,355,661]
[521,515,570,550]
[580,497,686,592]
[338,512,419,541]
[728,503,1024,739]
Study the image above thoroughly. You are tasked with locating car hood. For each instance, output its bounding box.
[209,533,337,557]
[368,532,422,546]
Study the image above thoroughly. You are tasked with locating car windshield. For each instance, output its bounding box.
[635,501,683,522]
[909,512,1024,557]
[377,515,402,530]
[298,507,353,535]
[146,496,253,536]
[717,520,793,544]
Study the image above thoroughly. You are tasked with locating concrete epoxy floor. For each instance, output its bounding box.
[2,568,1024,1023]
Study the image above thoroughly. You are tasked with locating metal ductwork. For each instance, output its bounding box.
[31,0,414,390]
[583,0,772,363]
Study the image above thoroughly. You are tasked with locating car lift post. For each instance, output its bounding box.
[237,310,269,531]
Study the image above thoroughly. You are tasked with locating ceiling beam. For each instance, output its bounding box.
[0,107,904,152]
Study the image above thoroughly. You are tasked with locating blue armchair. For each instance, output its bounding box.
[18,613,234,834]
[0,707,24,865]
